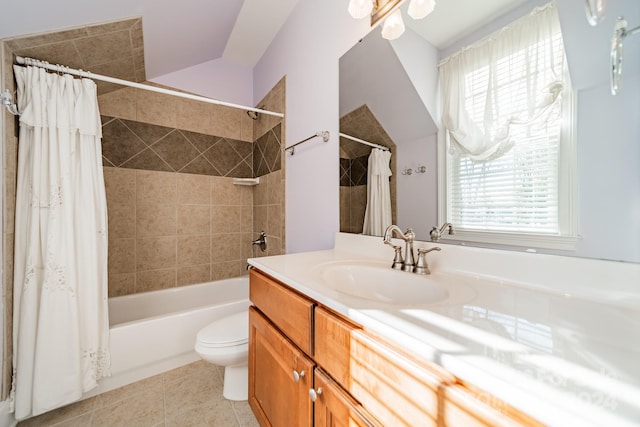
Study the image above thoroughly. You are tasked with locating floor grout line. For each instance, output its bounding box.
[16,361,258,427]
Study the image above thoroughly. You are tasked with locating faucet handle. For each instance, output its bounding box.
[418,247,441,255]
[390,245,404,270]
[414,247,441,275]
[429,227,440,242]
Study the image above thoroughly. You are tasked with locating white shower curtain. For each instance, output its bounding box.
[362,148,392,236]
[11,65,110,420]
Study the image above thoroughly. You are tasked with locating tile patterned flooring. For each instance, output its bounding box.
[18,361,258,427]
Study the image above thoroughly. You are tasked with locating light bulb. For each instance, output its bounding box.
[585,0,607,26]
[348,0,374,19]
[408,0,436,20]
[381,9,405,40]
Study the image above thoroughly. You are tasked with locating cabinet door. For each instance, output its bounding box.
[249,307,314,427]
[313,369,382,427]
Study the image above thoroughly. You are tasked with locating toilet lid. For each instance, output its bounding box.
[197,311,248,347]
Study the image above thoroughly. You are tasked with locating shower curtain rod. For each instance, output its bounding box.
[14,56,284,118]
[339,132,389,151]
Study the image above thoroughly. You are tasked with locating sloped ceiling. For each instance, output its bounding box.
[403,0,531,49]
[1,0,299,79]
[340,32,437,145]
[1,0,529,84]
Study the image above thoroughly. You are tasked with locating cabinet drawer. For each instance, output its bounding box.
[443,384,545,427]
[250,269,314,354]
[315,307,454,427]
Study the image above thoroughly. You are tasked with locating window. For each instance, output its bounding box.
[438,2,577,250]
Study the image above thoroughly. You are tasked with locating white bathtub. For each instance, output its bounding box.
[85,276,250,397]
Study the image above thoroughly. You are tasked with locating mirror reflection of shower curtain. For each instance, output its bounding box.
[362,148,392,236]
[11,65,110,420]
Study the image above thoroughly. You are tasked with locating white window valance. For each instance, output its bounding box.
[439,2,566,162]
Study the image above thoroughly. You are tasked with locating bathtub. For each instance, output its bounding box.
[85,276,250,397]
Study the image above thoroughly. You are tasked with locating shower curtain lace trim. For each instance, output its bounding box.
[83,348,111,382]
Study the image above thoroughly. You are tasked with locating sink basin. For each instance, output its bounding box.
[317,261,449,305]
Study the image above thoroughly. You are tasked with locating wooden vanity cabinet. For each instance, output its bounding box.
[249,269,379,427]
[249,268,543,427]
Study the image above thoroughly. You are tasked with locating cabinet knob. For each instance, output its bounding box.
[293,370,306,383]
[309,387,323,402]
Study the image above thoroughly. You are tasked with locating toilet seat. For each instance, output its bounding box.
[196,311,248,348]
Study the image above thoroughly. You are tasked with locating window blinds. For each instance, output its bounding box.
[445,4,567,234]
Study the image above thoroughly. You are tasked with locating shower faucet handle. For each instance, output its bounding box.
[252,231,267,252]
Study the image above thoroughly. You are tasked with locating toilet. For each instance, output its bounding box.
[194,310,249,401]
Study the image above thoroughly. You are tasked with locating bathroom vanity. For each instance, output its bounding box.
[247,233,640,427]
[249,268,543,426]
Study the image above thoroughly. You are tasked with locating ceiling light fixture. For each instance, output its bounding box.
[584,0,607,26]
[348,0,375,19]
[381,9,406,40]
[348,0,437,41]
[407,0,436,20]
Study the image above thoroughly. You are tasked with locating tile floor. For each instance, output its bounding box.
[17,361,259,427]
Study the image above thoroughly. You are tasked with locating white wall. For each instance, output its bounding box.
[254,0,639,262]
[339,30,435,144]
[396,134,437,238]
[575,73,640,262]
[390,27,440,124]
[150,57,253,106]
[253,1,372,253]
[558,0,640,263]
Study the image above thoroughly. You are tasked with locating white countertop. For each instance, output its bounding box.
[248,233,640,427]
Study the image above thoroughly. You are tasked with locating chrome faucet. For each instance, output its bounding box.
[383,225,416,272]
[430,223,455,242]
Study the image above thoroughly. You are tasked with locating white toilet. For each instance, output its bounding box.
[194,310,249,401]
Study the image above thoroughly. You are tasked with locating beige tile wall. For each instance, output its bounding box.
[340,185,367,234]
[105,168,255,296]
[99,86,254,143]
[252,170,285,258]
[100,83,287,296]
[251,77,286,259]
[103,76,287,296]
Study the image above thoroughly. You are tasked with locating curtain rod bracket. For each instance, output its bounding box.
[1,89,20,115]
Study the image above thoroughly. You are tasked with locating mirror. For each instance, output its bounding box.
[339,0,640,263]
